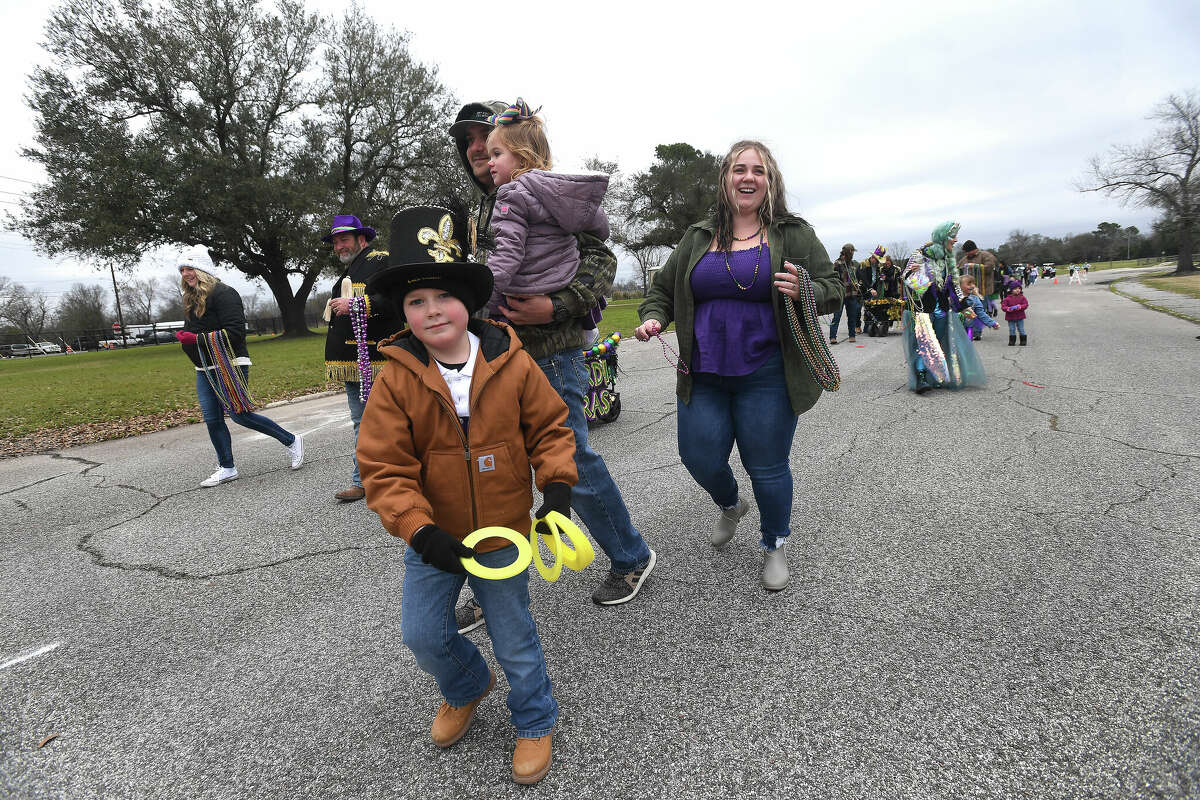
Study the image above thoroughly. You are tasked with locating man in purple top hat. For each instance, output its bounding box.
[322,214,402,502]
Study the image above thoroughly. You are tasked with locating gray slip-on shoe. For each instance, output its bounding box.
[711,496,750,547]
[762,546,789,591]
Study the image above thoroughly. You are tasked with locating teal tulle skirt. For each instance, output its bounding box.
[902,308,987,391]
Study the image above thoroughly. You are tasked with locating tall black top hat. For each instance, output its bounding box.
[365,206,493,315]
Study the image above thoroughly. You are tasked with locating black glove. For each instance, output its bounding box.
[534,482,572,535]
[410,525,475,574]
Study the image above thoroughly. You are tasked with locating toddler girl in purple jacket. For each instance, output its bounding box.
[484,99,609,321]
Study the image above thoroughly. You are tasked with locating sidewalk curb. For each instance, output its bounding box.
[263,389,342,409]
[1109,274,1200,326]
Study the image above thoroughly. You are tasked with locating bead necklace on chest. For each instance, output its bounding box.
[724,226,765,291]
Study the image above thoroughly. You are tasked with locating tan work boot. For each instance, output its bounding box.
[430,671,494,748]
[512,734,552,785]
[334,485,365,502]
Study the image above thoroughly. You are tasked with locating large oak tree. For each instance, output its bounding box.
[19,0,469,335]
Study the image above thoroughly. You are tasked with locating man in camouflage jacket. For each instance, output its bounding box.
[446,102,655,621]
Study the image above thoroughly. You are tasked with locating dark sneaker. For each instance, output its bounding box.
[591,549,656,606]
[456,597,485,634]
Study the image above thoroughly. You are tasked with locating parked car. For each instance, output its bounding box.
[138,329,179,345]
[36,341,63,354]
[2,343,37,357]
[72,336,99,352]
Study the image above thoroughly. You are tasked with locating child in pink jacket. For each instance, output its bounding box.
[1001,285,1030,346]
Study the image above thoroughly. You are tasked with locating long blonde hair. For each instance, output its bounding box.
[181,269,221,319]
[487,117,552,182]
[713,140,793,251]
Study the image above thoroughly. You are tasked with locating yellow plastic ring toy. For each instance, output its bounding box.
[539,512,595,571]
[459,527,532,580]
[531,521,564,583]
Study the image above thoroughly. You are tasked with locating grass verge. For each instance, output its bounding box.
[1141,274,1200,300]
[596,300,647,339]
[1,333,337,456]
[1,304,663,457]
[0,307,660,457]
[1109,276,1200,326]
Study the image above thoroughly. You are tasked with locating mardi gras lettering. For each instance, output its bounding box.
[585,387,616,419]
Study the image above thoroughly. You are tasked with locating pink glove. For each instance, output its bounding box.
[176,331,198,345]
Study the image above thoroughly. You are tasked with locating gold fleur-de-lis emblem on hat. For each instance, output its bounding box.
[417,214,462,263]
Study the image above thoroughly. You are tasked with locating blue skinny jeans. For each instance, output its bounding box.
[196,366,294,468]
[676,351,798,550]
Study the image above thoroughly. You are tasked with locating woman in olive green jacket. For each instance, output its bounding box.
[635,140,841,590]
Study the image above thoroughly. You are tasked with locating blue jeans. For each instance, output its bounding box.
[829,296,862,340]
[401,545,556,738]
[345,382,366,487]
[676,351,798,550]
[1008,319,1026,336]
[196,367,294,469]
[536,347,651,573]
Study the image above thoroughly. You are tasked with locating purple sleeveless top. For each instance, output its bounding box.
[689,245,779,376]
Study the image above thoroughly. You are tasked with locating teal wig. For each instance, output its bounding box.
[926,221,961,261]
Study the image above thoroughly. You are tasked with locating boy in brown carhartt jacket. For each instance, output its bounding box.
[356,206,575,786]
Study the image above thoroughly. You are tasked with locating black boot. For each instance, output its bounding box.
[1019,334,1027,346]
[1008,335,1016,346]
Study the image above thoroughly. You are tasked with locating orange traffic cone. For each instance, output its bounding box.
[65,345,74,354]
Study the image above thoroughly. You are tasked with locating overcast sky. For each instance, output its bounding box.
[2,0,1197,308]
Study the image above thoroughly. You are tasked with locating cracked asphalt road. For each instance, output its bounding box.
[1,275,1196,799]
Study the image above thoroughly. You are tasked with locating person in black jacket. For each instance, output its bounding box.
[322,215,402,503]
[175,245,303,488]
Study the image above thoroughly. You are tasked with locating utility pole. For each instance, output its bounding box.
[109,263,127,347]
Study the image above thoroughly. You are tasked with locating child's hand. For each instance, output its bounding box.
[534,482,572,535]
[410,525,475,574]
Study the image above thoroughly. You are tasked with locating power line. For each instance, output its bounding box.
[0,175,36,184]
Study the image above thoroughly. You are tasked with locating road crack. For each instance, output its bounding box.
[48,452,103,475]
[0,473,71,497]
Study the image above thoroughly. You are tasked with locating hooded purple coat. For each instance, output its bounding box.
[487,169,609,314]
[1001,292,1028,321]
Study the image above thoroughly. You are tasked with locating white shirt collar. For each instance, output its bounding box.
[435,331,479,418]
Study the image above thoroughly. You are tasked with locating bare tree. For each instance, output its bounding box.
[887,241,911,262]
[583,156,623,229]
[583,155,665,294]
[243,287,265,322]
[0,278,51,338]
[1080,90,1199,275]
[120,278,160,324]
[55,283,109,332]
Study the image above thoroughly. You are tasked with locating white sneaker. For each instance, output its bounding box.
[710,496,750,547]
[200,467,239,488]
[287,434,304,470]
